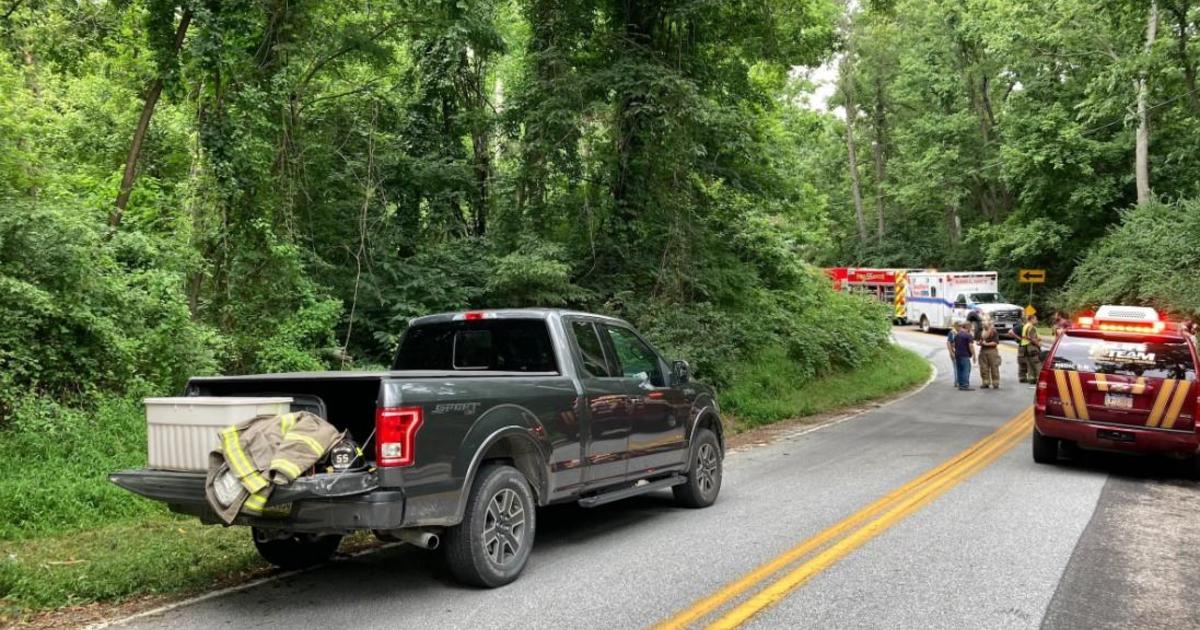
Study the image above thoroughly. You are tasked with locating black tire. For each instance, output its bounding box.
[1032,428,1059,464]
[920,315,930,333]
[252,529,342,570]
[674,428,722,508]
[444,464,536,588]
[1187,455,1200,481]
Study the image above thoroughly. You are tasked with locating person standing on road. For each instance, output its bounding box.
[1053,312,1070,337]
[977,319,1001,389]
[952,323,976,391]
[1019,314,1042,384]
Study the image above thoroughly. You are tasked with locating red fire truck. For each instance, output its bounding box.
[824,267,914,323]
[1033,305,1199,470]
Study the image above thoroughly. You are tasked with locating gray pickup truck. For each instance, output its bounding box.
[111,309,724,587]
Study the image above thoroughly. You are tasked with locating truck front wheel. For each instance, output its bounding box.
[444,464,537,588]
[252,529,342,570]
[674,428,722,508]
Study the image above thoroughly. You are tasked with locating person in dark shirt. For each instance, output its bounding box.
[950,323,976,391]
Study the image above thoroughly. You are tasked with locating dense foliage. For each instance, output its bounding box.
[0,0,893,429]
[818,0,1200,314]
[1061,199,1200,316]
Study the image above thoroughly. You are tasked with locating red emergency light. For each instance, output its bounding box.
[1076,305,1168,334]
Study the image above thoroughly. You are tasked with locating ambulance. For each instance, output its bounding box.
[1033,305,1199,468]
[904,271,1025,336]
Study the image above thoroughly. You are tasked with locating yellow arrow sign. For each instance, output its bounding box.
[1018,269,1046,284]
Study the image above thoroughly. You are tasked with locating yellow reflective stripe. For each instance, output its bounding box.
[1132,377,1147,395]
[280,413,297,434]
[243,492,267,513]
[1094,374,1109,392]
[1161,381,1192,430]
[285,433,325,456]
[1067,371,1089,421]
[221,427,268,493]
[220,428,253,479]
[270,458,304,480]
[1147,379,1178,428]
[1054,370,1076,419]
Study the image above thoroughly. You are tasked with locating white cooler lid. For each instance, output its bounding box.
[143,396,294,405]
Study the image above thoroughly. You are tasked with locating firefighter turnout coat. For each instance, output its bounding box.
[204,411,341,524]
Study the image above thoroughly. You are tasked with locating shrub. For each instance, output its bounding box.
[1060,199,1200,317]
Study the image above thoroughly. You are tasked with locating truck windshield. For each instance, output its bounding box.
[393,319,559,372]
[1051,335,1196,380]
[969,293,1005,304]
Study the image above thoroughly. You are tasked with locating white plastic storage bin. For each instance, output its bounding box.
[145,397,293,471]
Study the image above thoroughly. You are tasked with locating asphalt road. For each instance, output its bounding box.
[111,330,1200,630]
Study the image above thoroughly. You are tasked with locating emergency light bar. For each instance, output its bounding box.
[1076,305,1167,333]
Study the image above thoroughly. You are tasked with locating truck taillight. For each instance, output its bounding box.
[376,406,423,467]
[1035,372,1050,412]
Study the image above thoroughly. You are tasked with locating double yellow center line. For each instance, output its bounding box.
[653,407,1035,630]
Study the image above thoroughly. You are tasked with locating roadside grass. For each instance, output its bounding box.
[720,343,931,433]
[0,514,260,618]
[0,514,379,621]
[0,343,929,621]
[0,394,158,542]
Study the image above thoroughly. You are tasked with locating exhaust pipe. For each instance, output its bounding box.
[394,529,440,550]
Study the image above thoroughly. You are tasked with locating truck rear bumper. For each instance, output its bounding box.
[109,469,406,534]
[1035,415,1200,456]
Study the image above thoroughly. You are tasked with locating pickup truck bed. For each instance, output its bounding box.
[111,308,724,587]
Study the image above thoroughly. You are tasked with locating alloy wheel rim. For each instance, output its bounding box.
[696,443,719,494]
[482,488,525,566]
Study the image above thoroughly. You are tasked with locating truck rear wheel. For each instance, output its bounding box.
[252,529,342,570]
[674,428,722,508]
[920,315,930,333]
[444,464,536,588]
[1031,428,1058,464]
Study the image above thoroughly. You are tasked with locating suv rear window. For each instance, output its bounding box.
[393,320,558,372]
[1051,334,1196,380]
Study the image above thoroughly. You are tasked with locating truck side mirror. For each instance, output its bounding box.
[673,360,690,384]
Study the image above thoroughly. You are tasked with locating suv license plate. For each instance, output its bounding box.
[1104,393,1133,410]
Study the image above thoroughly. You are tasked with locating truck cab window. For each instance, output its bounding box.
[603,326,664,386]
[394,320,558,372]
[570,321,612,377]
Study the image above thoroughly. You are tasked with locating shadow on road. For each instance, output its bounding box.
[238,492,684,607]
[1052,444,1199,487]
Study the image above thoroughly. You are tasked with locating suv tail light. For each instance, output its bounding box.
[1035,371,1050,412]
[376,406,423,467]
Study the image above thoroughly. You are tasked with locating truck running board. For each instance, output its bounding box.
[577,475,687,508]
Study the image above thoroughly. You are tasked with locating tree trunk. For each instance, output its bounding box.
[841,60,868,243]
[110,9,192,230]
[946,200,962,245]
[1167,2,1200,113]
[871,74,887,242]
[1136,1,1158,206]
[471,127,490,236]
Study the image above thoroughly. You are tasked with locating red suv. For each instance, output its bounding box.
[1033,305,1199,469]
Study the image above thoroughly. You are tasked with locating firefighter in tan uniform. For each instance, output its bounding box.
[977,319,1002,389]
